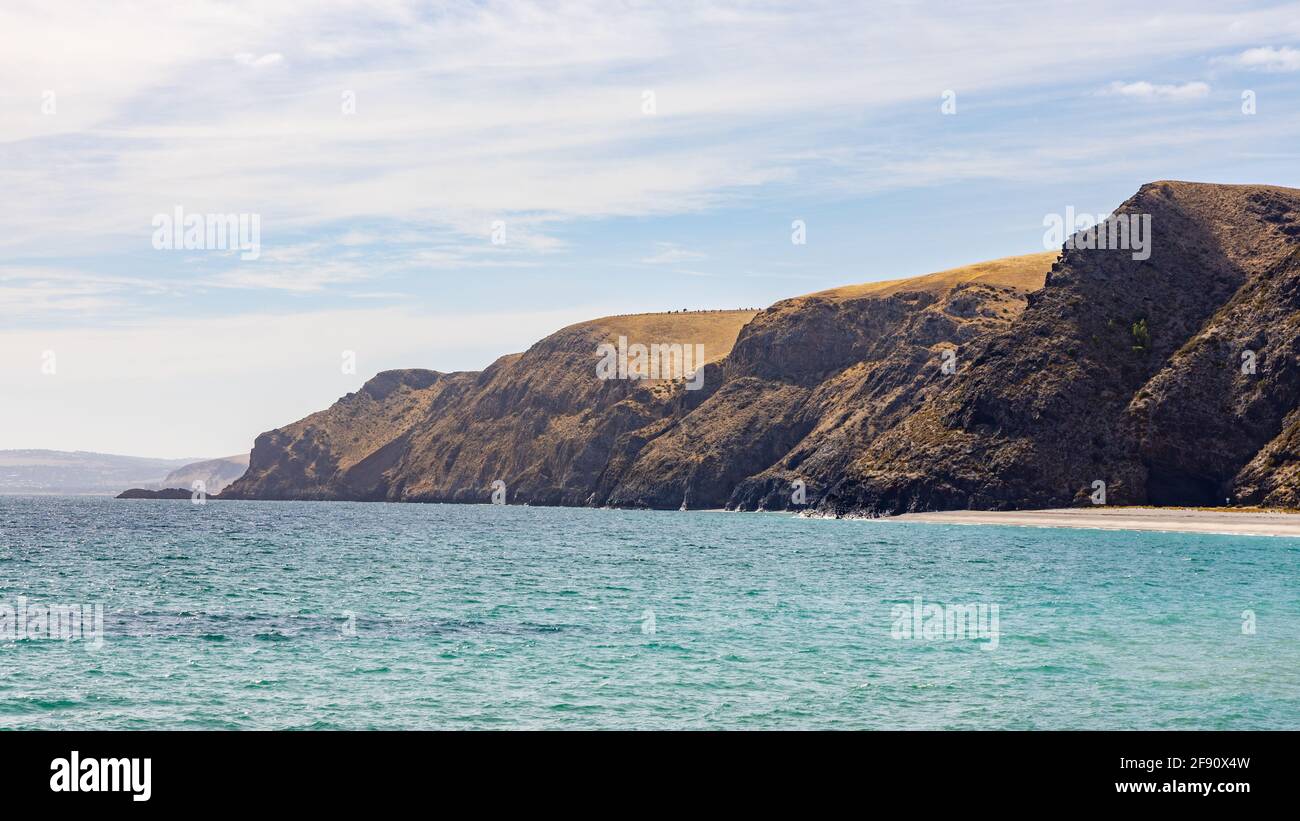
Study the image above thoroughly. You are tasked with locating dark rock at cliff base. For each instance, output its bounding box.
[116,487,195,499]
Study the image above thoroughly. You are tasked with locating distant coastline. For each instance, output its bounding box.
[116,487,193,500]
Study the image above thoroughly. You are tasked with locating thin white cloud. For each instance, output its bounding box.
[233,52,284,68]
[209,263,371,292]
[641,243,706,265]
[2,0,1298,263]
[0,267,179,318]
[349,291,409,300]
[1215,45,1300,72]
[1103,80,1211,100]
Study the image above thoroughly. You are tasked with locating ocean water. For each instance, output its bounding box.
[1,496,1297,730]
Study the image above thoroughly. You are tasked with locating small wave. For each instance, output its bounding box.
[0,697,81,714]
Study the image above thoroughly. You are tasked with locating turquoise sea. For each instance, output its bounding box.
[1,496,1297,729]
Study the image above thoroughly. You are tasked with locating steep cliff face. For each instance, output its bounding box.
[1234,403,1300,507]
[226,368,473,500]
[222,312,758,504]
[825,182,1300,514]
[222,252,1051,507]
[388,312,755,505]
[613,254,1053,509]
[223,181,1300,513]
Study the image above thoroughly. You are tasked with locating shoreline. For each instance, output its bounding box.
[30,494,1300,537]
[873,507,1300,538]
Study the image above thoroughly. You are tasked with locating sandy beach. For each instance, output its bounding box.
[885,507,1300,538]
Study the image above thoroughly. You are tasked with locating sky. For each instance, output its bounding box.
[3,0,1300,458]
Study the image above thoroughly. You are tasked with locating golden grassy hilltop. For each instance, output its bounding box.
[802,251,1057,302]
[561,252,1055,367]
[573,310,760,365]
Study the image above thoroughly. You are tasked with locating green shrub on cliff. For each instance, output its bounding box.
[1131,318,1149,351]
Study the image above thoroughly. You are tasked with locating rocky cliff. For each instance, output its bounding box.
[222,253,1050,508]
[825,181,1300,513]
[223,181,1300,513]
[222,311,759,504]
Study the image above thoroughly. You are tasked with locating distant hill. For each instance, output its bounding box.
[161,455,249,494]
[0,450,250,496]
[0,450,198,495]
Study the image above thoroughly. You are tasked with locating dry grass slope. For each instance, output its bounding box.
[570,309,759,365]
[802,251,1057,303]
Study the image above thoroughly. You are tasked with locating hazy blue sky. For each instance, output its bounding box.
[3,1,1300,456]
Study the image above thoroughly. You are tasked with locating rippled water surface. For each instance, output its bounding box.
[1,496,1297,729]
